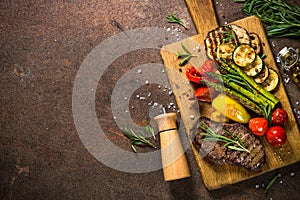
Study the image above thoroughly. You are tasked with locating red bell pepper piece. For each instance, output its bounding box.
[186,60,218,84]
[186,66,202,83]
[198,60,217,76]
[194,86,217,102]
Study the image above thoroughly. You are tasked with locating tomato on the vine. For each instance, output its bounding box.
[248,117,269,136]
[272,108,288,126]
[266,126,287,146]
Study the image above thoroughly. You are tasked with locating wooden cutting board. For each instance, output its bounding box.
[160,0,300,190]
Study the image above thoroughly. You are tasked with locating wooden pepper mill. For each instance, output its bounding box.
[154,112,191,181]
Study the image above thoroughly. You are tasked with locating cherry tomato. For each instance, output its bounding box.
[194,86,216,102]
[248,117,269,136]
[266,126,287,146]
[272,108,288,126]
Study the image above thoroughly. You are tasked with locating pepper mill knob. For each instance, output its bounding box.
[154,112,191,181]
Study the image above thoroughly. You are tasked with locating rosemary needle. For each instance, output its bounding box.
[264,173,281,195]
[177,43,197,66]
[166,12,188,29]
[199,122,250,153]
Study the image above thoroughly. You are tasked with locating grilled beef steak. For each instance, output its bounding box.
[193,117,265,171]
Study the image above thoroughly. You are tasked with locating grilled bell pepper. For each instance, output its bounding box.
[212,94,251,123]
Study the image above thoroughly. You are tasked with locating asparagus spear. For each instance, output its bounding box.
[202,80,264,115]
[215,59,279,105]
[205,72,276,109]
[228,62,279,105]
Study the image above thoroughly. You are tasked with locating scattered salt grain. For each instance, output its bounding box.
[290,172,295,177]
[137,69,142,74]
[284,77,290,84]
[255,184,260,189]
[190,115,195,120]
[271,41,276,47]
[145,80,149,85]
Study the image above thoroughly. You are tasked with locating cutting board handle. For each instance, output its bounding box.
[185,0,219,34]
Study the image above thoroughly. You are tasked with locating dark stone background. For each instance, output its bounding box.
[1,0,299,199]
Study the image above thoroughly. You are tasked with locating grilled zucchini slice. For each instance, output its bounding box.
[261,69,279,92]
[233,44,256,67]
[254,65,269,84]
[243,56,264,77]
[216,43,236,61]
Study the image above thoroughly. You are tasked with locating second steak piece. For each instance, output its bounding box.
[193,117,265,172]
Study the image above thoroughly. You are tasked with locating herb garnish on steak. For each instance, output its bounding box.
[193,117,265,171]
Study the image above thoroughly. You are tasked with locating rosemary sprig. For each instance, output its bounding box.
[176,43,197,66]
[122,125,157,153]
[264,173,281,195]
[199,122,250,153]
[222,25,238,45]
[166,12,187,29]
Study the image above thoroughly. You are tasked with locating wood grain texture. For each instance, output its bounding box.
[155,113,191,181]
[160,16,300,190]
[185,0,218,34]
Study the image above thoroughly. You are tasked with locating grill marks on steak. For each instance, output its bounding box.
[193,117,265,171]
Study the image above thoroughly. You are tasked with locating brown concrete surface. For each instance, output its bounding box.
[1,0,300,199]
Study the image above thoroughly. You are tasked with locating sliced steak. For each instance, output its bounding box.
[193,117,265,171]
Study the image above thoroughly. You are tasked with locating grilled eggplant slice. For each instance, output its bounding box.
[205,24,251,59]
[205,26,229,59]
[249,32,262,55]
[231,24,250,45]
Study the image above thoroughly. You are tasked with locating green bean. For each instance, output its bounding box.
[234,0,300,40]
